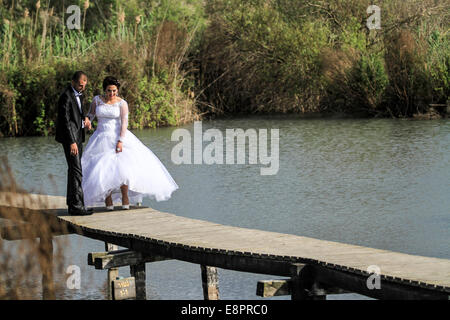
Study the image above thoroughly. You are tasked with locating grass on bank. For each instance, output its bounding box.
[0,0,449,137]
[0,0,205,137]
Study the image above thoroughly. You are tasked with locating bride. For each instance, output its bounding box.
[81,76,179,210]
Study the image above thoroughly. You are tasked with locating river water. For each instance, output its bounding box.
[2,116,449,299]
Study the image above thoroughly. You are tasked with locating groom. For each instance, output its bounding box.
[55,71,93,216]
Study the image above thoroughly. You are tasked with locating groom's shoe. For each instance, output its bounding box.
[69,207,94,216]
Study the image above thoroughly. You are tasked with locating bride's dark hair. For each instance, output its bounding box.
[102,76,121,91]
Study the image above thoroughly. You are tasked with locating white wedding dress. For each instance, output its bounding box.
[81,95,179,207]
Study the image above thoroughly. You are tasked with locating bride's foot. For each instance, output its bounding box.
[122,195,129,210]
[105,195,113,211]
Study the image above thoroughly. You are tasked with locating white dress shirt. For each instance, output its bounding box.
[71,86,84,128]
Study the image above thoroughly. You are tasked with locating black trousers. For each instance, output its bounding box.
[63,142,85,211]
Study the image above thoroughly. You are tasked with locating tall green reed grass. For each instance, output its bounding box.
[0,0,205,136]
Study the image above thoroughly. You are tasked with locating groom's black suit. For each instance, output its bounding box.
[55,85,87,212]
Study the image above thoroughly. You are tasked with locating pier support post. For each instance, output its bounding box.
[39,234,55,300]
[105,243,119,300]
[201,265,219,300]
[290,264,326,300]
[130,263,146,300]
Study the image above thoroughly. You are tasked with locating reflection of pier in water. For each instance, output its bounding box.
[1,192,449,300]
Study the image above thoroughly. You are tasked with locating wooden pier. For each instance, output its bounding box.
[1,192,449,300]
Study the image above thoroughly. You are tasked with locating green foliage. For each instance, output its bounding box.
[132,76,177,129]
[425,28,449,103]
[33,102,54,136]
[323,49,389,115]
[0,0,449,137]
[198,0,331,113]
[340,17,367,52]
[198,0,449,117]
[0,0,204,136]
[4,63,73,136]
[383,29,436,117]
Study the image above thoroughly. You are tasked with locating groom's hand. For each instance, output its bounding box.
[70,143,79,156]
[84,117,92,130]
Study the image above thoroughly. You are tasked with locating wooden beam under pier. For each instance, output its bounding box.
[201,265,219,300]
[256,279,348,298]
[88,249,170,270]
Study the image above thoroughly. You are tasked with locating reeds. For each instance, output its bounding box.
[0,158,68,299]
[0,1,204,68]
[195,0,449,117]
[0,0,205,136]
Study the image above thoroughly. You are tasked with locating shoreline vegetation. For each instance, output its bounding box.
[0,0,448,137]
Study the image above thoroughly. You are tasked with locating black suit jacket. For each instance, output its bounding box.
[55,85,86,145]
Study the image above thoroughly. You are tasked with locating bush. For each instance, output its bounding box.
[196,0,449,118]
[321,48,389,116]
[132,76,177,129]
[0,0,204,136]
[196,0,330,115]
[383,30,433,117]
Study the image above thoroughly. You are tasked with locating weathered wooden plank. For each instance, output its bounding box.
[257,279,291,297]
[333,260,450,282]
[89,249,170,269]
[130,237,294,276]
[130,263,146,300]
[71,215,191,235]
[290,264,326,300]
[128,220,224,233]
[256,279,349,298]
[141,225,233,239]
[112,277,136,300]
[201,265,219,300]
[156,226,261,241]
[312,265,449,300]
[314,252,443,267]
[106,243,119,300]
[87,252,108,266]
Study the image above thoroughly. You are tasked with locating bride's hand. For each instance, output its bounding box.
[116,141,123,153]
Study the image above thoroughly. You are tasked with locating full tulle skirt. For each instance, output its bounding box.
[81,129,179,207]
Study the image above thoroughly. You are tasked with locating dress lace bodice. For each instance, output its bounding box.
[82,95,178,206]
[88,95,129,140]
